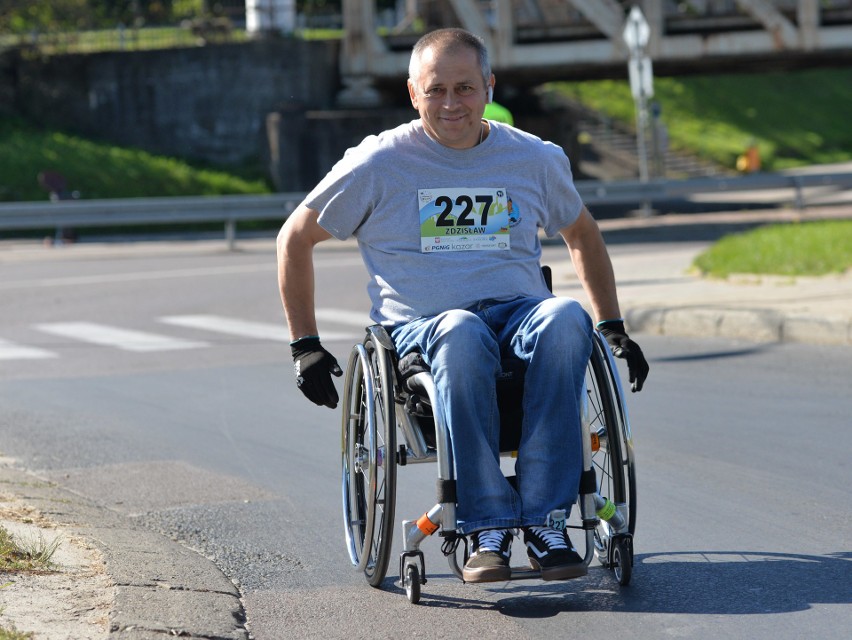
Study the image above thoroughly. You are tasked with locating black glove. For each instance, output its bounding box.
[290,336,342,408]
[598,320,649,393]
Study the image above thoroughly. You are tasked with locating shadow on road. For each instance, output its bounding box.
[400,551,851,615]
[650,344,773,362]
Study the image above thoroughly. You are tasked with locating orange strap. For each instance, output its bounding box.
[416,513,439,536]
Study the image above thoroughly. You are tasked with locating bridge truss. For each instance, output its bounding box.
[338,0,852,104]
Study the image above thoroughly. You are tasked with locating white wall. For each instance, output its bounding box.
[246,0,296,34]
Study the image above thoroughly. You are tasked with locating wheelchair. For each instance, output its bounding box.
[340,295,636,604]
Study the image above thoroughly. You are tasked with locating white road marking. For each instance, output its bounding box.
[159,315,291,342]
[160,313,363,342]
[35,322,208,352]
[0,338,57,360]
[5,309,369,361]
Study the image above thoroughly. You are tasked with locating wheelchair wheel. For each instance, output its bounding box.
[586,332,636,580]
[404,563,421,604]
[612,537,633,586]
[341,334,397,587]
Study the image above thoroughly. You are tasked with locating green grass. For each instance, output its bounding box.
[0,524,55,639]
[0,25,248,55]
[0,24,416,54]
[296,28,345,40]
[0,117,271,202]
[0,525,59,573]
[0,524,58,639]
[693,220,852,277]
[0,626,34,640]
[0,26,338,54]
[550,67,852,171]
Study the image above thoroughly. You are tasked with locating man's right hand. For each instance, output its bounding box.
[290,337,343,408]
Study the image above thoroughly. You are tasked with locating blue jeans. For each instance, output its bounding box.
[391,296,593,534]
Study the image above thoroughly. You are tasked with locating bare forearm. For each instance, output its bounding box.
[276,206,331,341]
[560,208,622,324]
[278,238,318,341]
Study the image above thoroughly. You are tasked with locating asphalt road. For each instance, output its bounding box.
[1,239,850,639]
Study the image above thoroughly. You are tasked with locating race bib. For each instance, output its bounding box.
[418,187,510,253]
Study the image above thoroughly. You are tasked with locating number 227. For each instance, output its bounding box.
[435,194,494,227]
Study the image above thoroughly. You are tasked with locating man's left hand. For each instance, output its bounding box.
[597,320,649,393]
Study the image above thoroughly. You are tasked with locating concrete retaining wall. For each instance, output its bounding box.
[8,39,339,167]
[3,41,580,192]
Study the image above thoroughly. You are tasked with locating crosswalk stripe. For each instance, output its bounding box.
[35,322,208,352]
[159,314,360,342]
[0,338,57,360]
[6,312,373,360]
[159,315,291,341]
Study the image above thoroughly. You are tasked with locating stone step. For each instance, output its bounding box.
[557,96,731,180]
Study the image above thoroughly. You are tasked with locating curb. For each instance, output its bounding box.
[625,306,852,346]
[0,465,248,640]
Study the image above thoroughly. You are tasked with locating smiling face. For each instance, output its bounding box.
[408,44,495,150]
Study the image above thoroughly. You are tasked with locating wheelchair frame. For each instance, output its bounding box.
[341,324,636,603]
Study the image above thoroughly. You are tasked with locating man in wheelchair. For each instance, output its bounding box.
[277,28,649,584]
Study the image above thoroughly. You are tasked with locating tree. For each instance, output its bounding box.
[0,0,90,33]
[0,1,202,33]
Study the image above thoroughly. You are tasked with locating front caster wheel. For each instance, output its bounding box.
[405,564,421,604]
[612,538,632,586]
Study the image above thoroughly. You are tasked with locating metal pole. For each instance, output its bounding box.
[635,89,652,216]
[225,218,236,251]
[635,92,650,184]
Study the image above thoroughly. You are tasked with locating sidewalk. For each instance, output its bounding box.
[597,205,852,346]
[0,205,850,638]
[0,464,247,639]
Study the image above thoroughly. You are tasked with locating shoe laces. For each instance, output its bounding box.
[475,529,509,553]
[530,526,568,550]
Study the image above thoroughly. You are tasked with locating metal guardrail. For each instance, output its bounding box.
[1,172,851,249]
[0,193,306,250]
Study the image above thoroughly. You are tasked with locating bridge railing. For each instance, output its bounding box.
[2,172,851,249]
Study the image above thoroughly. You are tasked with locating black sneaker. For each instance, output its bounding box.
[524,526,587,581]
[462,529,512,583]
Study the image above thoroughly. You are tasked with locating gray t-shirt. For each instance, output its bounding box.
[304,119,584,326]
